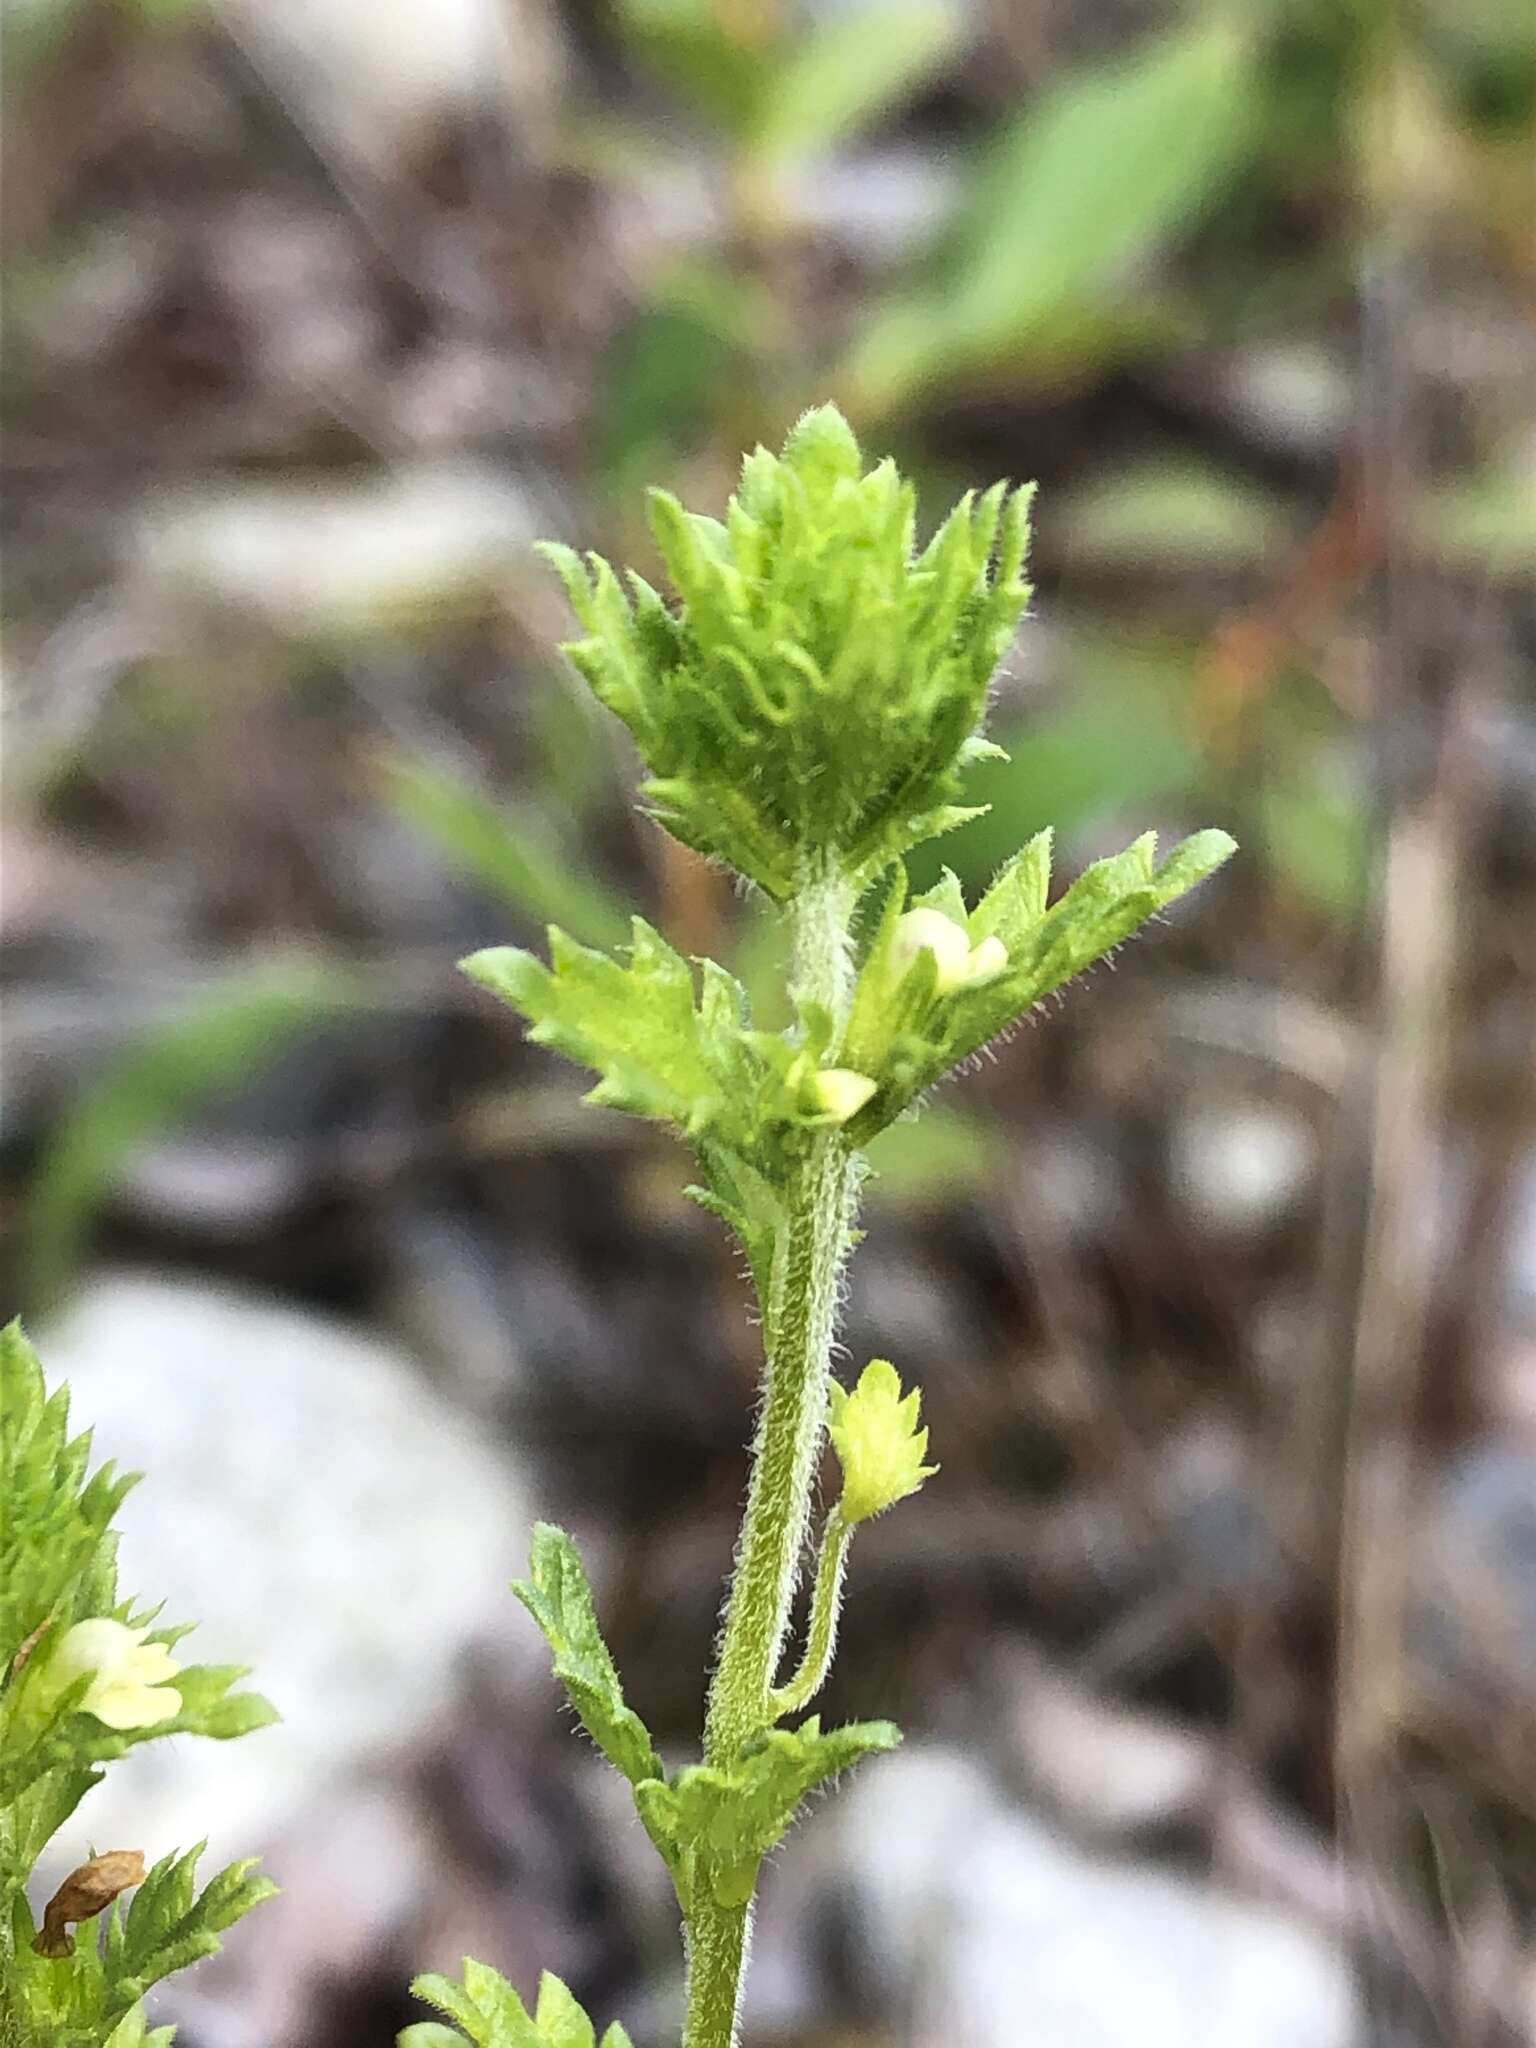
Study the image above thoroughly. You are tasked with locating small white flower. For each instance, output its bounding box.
[893,909,1008,996]
[47,1619,182,1731]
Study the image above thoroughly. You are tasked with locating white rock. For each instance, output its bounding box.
[217,0,567,159]
[35,1270,529,1878]
[134,466,544,634]
[1220,342,1354,456]
[756,1747,1359,2048]
[1169,1101,1317,1239]
[1505,1149,1536,1323]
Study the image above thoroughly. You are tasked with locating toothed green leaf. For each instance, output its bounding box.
[939,827,1237,1072]
[512,1526,663,1790]
[406,1962,632,2048]
[636,1717,900,1913]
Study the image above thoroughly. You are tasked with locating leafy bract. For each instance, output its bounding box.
[635,1716,899,1912]
[463,918,817,1294]
[539,405,1032,898]
[512,1525,663,1790]
[406,1961,632,2048]
[3,1837,276,2044]
[842,828,1236,1140]
[464,920,771,1149]
[1,1322,132,1672]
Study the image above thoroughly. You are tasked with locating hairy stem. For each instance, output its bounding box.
[703,1129,854,1766]
[681,1899,750,2048]
[687,862,858,2045]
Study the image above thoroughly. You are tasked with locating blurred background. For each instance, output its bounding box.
[3,0,1536,2041]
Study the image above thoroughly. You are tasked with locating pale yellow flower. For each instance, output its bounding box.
[806,1067,878,1124]
[828,1360,938,1524]
[48,1619,182,1731]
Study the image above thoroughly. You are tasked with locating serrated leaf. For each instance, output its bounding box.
[533,1972,597,2048]
[636,1717,899,1911]
[939,827,1236,1071]
[407,1962,630,2048]
[512,1526,663,1790]
[840,828,1235,1142]
[0,1320,134,1668]
[100,1845,276,2005]
[967,830,1053,949]
[463,920,769,1151]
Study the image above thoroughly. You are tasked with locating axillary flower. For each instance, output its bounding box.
[45,1618,182,1731]
[805,1067,879,1124]
[829,1360,939,1525]
[892,908,1007,995]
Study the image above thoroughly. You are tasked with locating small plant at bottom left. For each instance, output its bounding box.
[0,1319,278,2048]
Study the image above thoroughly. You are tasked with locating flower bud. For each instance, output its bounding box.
[45,1618,182,1731]
[805,1067,878,1124]
[828,1359,938,1524]
[964,934,1009,987]
[892,909,1008,996]
[891,909,971,994]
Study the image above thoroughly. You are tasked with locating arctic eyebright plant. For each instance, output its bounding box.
[437,404,1234,2048]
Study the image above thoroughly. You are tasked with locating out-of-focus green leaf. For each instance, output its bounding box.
[596,298,738,492]
[616,0,773,137]
[864,1101,1002,1210]
[24,960,359,1310]
[753,3,961,162]
[383,755,632,949]
[1261,771,1371,925]
[1054,458,1295,572]
[845,19,1259,410]
[1414,461,1536,576]
[908,639,1204,889]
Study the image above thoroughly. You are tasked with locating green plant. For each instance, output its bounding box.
[422,405,1234,2046]
[0,1322,277,2048]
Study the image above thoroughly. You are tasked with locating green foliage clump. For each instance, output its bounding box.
[0,1321,277,2048]
[539,405,1034,899]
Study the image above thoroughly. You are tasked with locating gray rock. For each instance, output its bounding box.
[221,0,569,159]
[35,1270,531,1881]
[1415,1440,1536,1713]
[133,466,548,635]
[1168,1099,1318,1239]
[754,1746,1361,2048]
